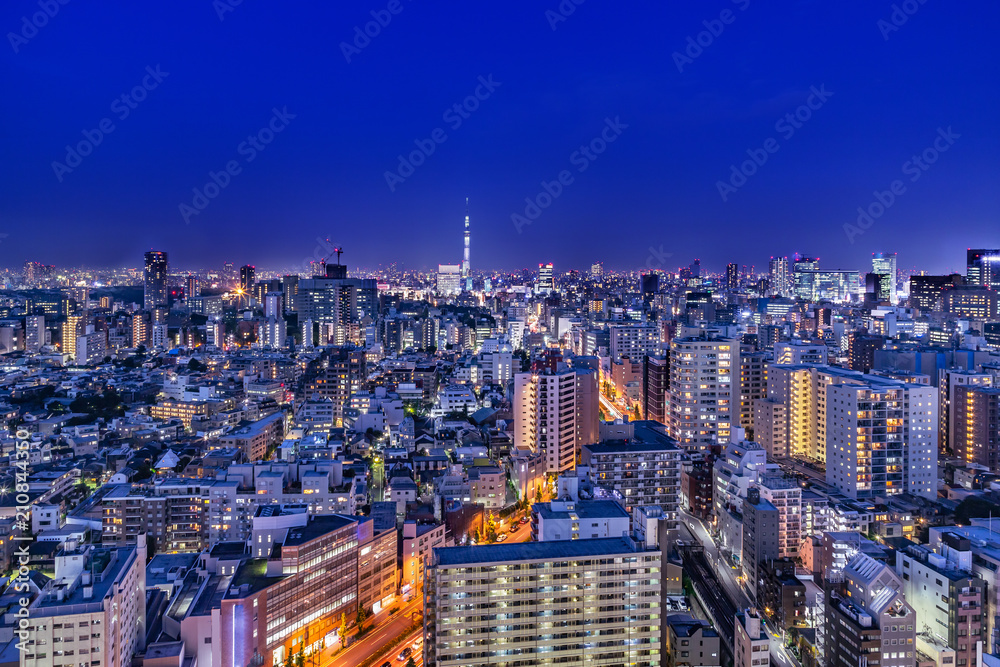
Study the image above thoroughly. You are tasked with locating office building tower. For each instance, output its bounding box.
[282,274,298,313]
[909,273,963,310]
[769,256,790,297]
[941,284,999,319]
[461,197,470,280]
[590,261,603,277]
[726,262,739,291]
[514,368,599,475]
[143,250,168,311]
[968,248,1000,290]
[538,262,554,292]
[668,334,740,450]
[642,354,669,424]
[186,274,200,300]
[424,535,664,667]
[25,314,45,353]
[690,258,701,278]
[954,385,1000,471]
[848,330,884,372]
[742,487,779,604]
[222,261,235,285]
[609,323,659,363]
[20,541,146,667]
[239,264,255,299]
[825,553,916,667]
[940,369,994,454]
[640,272,659,299]
[733,609,770,667]
[436,264,461,295]
[872,252,898,303]
[264,292,283,319]
[207,319,223,348]
[826,379,937,499]
[301,319,314,347]
[739,351,766,433]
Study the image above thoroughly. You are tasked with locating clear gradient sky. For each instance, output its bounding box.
[1,0,998,274]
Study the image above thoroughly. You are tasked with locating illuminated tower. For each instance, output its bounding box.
[144,251,168,311]
[462,197,470,287]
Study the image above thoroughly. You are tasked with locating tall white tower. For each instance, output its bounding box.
[462,197,470,284]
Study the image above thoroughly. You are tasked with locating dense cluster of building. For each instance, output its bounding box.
[0,245,998,667]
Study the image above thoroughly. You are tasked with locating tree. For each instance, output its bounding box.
[337,612,347,640]
[535,485,542,503]
[956,496,1000,524]
[356,605,370,631]
[406,658,417,667]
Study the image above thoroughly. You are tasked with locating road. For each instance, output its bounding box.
[680,509,798,667]
[325,597,423,667]
[364,628,423,667]
[599,392,624,420]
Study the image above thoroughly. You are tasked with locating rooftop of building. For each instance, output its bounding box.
[666,614,719,638]
[434,535,649,567]
[534,499,629,522]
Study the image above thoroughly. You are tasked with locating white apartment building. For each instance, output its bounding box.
[513,369,598,475]
[826,379,937,499]
[20,542,146,667]
[609,323,659,363]
[669,335,740,450]
[424,535,663,667]
[531,498,630,542]
[757,473,802,559]
[734,609,770,667]
[774,341,828,365]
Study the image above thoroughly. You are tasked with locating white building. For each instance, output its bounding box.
[531,497,630,542]
[734,609,769,667]
[669,334,740,450]
[513,369,599,475]
[609,323,659,363]
[826,379,937,499]
[20,542,146,667]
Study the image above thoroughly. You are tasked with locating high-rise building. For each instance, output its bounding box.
[726,262,739,291]
[239,264,255,301]
[872,252,898,303]
[953,385,1000,471]
[739,351,766,434]
[25,314,45,353]
[538,262,554,292]
[967,248,1000,290]
[186,274,200,299]
[461,197,470,281]
[143,250,168,310]
[424,535,664,667]
[769,256,790,297]
[668,334,740,450]
[756,473,801,559]
[642,353,669,424]
[590,261,603,277]
[939,369,993,454]
[514,368,599,475]
[609,323,659,363]
[436,264,462,295]
[909,273,963,310]
[774,341,828,365]
[826,379,938,499]
[848,330,884,372]
[742,487,779,604]
[582,421,681,524]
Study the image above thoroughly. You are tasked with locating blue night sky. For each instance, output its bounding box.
[1,0,998,274]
